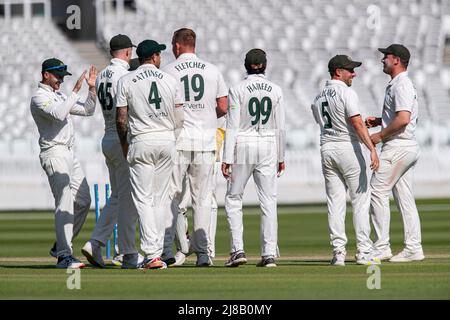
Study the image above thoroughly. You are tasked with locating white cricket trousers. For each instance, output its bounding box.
[370,144,422,253]
[91,136,138,255]
[225,138,278,257]
[175,161,219,257]
[321,144,373,254]
[39,147,91,257]
[165,150,215,259]
[128,139,175,260]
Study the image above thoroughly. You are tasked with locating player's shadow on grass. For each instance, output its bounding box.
[0,264,59,269]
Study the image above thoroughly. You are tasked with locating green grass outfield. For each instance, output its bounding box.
[0,198,449,299]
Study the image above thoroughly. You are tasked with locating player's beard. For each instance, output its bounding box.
[49,74,63,91]
[382,61,392,75]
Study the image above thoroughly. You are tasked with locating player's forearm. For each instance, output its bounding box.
[352,116,376,151]
[70,90,97,116]
[216,96,228,118]
[277,128,286,162]
[116,107,129,155]
[174,105,184,130]
[380,113,410,141]
[43,92,80,121]
[222,129,237,164]
[355,123,376,152]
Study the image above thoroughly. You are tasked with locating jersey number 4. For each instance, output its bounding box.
[148,82,161,109]
[248,96,272,125]
[97,82,113,110]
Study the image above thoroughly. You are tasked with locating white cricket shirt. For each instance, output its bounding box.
[311,79,361,147]
[222,74,286,163]
[381,71,418,147]
[115,63,183,142]
[30,82,96,153]
[95,58,130,136]
[162,53,228,151]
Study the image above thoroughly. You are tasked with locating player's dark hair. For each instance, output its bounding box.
[245,64,266,75]
[172,28,196,47]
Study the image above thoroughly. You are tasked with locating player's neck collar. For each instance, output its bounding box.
[111,58,130,70]
[389,71,408,84]
[178,53,197,60]
[38,82,54,92]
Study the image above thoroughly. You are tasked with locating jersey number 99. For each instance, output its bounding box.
[248,96,272,125]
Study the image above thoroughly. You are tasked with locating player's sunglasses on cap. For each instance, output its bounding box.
[136,39,166,59]
[328,55,362,73]
[41,58,72,76]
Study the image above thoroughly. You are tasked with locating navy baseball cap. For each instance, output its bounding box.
[110,34,136,51]
[41,58,72,77]
[136,40,166,59]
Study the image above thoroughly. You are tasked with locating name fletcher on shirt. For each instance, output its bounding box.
[174,61,206,72]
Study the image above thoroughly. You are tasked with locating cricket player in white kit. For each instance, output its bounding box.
[82,34,142,269]
[162,28,228,267]
[222,49,285,268]
[172,120,226,266]
[311,55,380,266]
[30,58,97,268]
[116,39,184,270]
[366,44,424,262]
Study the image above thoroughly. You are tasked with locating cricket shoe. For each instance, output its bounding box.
[81,241,105,268]
[49,242,57,258]
[56,255,85,269]
[372,248,393,261]
[389,249,425,262]
[172,251,187,266]
[143,257,167,270]
[331,251,346,266]
[196,254,212,267]
[111,254,124,267]
[163,256,176,267]
[50,242,73,258]
[256,256,277,267]
[122,253,145,269]
[225,251,247,267]
[355,252,381,265]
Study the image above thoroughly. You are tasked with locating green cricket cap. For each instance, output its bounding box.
[41,58,72,77]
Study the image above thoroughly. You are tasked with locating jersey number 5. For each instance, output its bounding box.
[249,96,272,125]
[97,82,113,111]
[321,100,332,128]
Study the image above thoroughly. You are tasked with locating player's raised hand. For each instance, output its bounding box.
[277,162,285,177]
[73,70,87,94]
[365,116,381,128]
[86,66,98,88]
[369,149,379,171]
[222,163,232,179]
